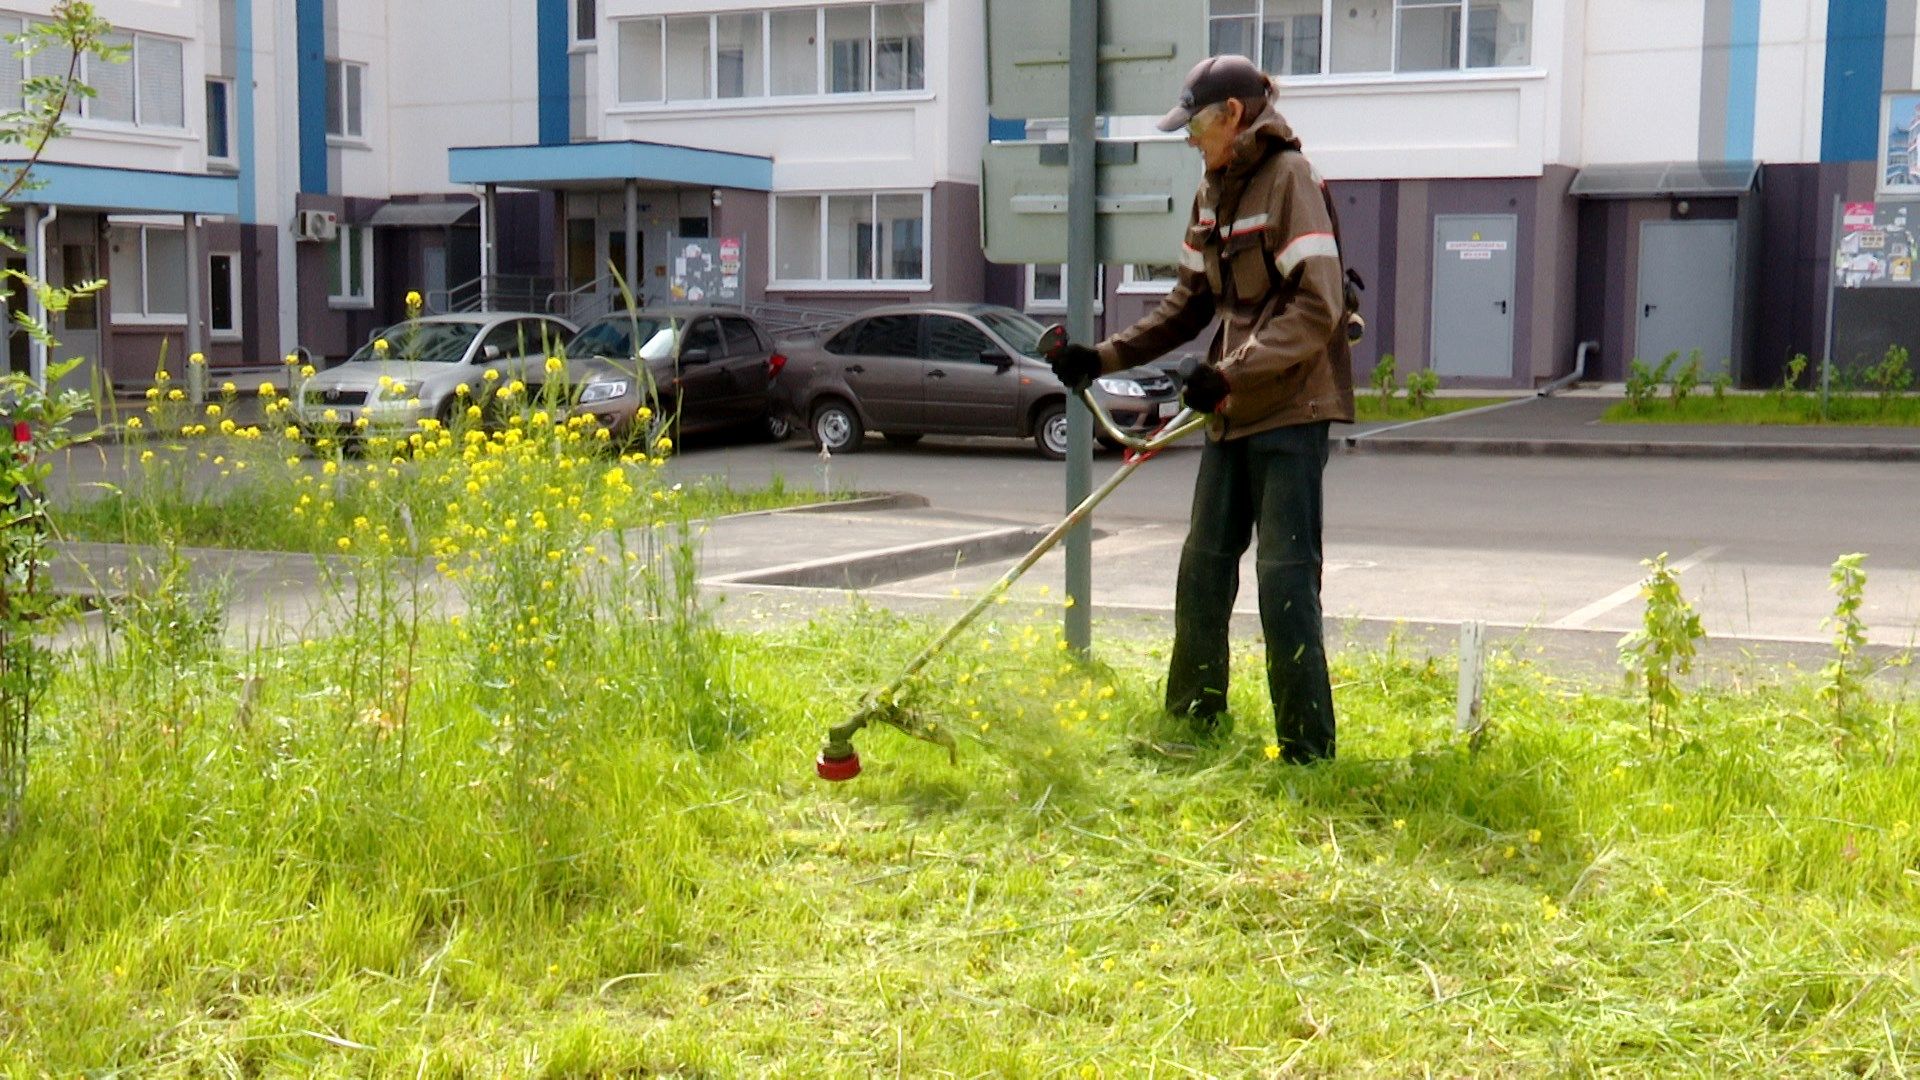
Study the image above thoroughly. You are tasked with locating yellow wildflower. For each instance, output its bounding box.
[258,382,277,398]
[1263,744,1280,761]
[220,381,237,395]
[188,351,205,366]
[205,404,222,418]
[125,416,142,430]
[544,355,563,374]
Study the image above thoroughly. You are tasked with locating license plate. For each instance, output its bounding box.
[1158,401,1181,420]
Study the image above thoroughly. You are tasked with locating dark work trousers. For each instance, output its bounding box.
[1165,421,1335,762]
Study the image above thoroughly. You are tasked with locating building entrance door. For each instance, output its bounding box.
[1637,220,1737,377]
[1430,215,1517,379]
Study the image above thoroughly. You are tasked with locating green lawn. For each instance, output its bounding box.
[1605,394,1920,426]
[1354,396,1513,423]
[5,600,1918,1073]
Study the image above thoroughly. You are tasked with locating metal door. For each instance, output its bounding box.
[1637,220,1738,377]
[918,314,1021,433]
[1430,215,1517,378]
[423,243,447,308]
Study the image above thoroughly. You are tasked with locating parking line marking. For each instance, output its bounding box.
[1549,545,1725,630]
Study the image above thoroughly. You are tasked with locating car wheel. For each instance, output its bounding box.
[763,411,794,442]
[883,432,923,446]
[811,398,864,453]
[1035,402,1069,460]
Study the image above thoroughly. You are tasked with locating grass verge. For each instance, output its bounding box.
[1604,394,1920,426]
[1354,396,1513,423]
[5,605,1919,1074]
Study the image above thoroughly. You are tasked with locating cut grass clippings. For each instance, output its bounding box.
[1605,393,1920,426]
[5,604,1920,1074]
[1354,396,1513,423]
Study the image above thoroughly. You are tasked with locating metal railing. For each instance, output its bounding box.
[427,275,564,316]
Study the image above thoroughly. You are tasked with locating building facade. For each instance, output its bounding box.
[0,0,1915,392]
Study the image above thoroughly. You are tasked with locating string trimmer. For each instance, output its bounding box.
[815,324,1210,781]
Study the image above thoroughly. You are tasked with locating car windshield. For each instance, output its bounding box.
[976,310,1053,358]
[567,317,680,362]
[347,321,482,363]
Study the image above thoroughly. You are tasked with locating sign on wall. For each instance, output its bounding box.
[670,238,742,303]
[1834,202,1920,289]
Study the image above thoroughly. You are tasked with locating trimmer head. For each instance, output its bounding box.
[815,751,862,782]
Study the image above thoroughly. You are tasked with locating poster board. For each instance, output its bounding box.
[670,238,743,304]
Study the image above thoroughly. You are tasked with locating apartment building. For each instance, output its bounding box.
[0,1,1914,393]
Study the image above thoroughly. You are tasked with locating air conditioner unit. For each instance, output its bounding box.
[295,209,339,243]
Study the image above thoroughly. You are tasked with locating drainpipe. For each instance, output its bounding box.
[479,183,498,311]
[1539,340,1598,397]
[29,204,55,389]
[184,213,205,403]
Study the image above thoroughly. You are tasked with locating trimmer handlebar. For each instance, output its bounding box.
[1035,322,1211,456]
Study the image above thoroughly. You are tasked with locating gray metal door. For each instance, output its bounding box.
[1637,220,1737,377]
[1430,215,1517,378]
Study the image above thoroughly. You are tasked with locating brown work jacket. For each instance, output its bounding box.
[1095,105,1355,439]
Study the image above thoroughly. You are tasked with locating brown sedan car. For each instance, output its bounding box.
[774,304,1181,459]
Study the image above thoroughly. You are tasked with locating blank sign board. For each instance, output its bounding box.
[980,139,1202,264]
[985,0,1206,119]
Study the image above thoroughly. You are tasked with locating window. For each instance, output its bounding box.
[616,4,924,105]
[1026,264,1105,312]
[206,78,234,165]
[19,23,186,127]
[327,225,372,306]
[665,16,711,101]
[717,316,765,356]
[573,0,596,45]
[1208,0,1529,76]
[715,13,764,98]
[923,316,994,362]
[844,314,920,356]
[774,192,927,286]
[1121,264,1180,294]
[208,252,240,338]
[769,9,819,96]
[107,224,187,321]
[679,317,723,358]
[325,60,365,139]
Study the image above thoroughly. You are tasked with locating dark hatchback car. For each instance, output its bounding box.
[559,307,791,442]
[774,304,1180,459]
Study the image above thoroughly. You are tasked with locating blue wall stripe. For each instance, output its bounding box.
[537,0,569,146]
[987,117,1024,142]
[1822,0,1888,163]
[1725,0,1761,160]
[235,0,256,223]
[296,0,327,193]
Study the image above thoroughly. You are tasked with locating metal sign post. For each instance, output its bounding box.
[1064,0,1096,656]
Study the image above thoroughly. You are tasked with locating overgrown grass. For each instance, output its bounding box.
[5,598,1920,1073]
[1605,393,1920,426]
[1354,396,1512,423]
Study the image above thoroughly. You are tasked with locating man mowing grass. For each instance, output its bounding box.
[1049,55,1359,763]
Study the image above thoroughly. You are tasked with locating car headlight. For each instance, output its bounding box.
[1095,377,1147,398]
[577,380,630,404]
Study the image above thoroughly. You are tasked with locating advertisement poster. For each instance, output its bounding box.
[1834,201,1920,288]
[669,238,745,303]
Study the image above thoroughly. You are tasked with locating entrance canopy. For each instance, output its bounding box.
[1569,161,1761,200]
[447,140,772,192]
[1,160,238,215]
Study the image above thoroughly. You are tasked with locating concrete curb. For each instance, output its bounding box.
[1342,436,1920,462]
[710,523,1066,590]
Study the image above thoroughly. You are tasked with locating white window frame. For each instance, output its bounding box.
[325,59,366,142]
[107,220,187,325]
[1025,264,1104,314]
[1119,264,1179,295]
[612,3,929,112]
[572,0,597,47]
[205,77,235,167]
[768,190,933,291]
[1206,0,1535,82]
[208,251,242,340]
[329,225,374,308]
[38,25,190,132]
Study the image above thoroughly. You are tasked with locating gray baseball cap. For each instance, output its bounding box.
[1156,54,1269,133]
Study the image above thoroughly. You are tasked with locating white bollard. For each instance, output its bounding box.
[1456,620,1487,735]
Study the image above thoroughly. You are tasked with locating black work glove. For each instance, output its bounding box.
[1181,364,1231,414]
[1048,342,1102,392]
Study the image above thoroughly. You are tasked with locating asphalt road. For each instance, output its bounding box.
[670,431,1920,647]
